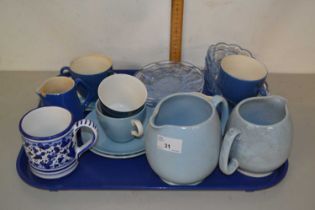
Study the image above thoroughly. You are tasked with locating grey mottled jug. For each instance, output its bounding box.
[219,95,293,177]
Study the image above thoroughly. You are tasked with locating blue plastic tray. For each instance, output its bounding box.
[16,70,289,191]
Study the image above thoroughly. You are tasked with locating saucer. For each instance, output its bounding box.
[81,107,153,158]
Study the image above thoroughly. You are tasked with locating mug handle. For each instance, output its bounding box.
[219,128,241,175]
[210,95,229,135]
[131,119,143,138]
[72,119,98,158]
[258,82,269,96]
[59,66,71,77]
[75,78,93,110]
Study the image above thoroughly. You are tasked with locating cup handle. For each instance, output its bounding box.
[131,119,143,138]
[72,119,98,158]
[59,66,71,77]
[219,128,240,175]
[75,78,93,110]
[259,82,269,96]
[210,95,229,135]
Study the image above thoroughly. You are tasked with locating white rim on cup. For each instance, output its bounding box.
[70,54,113,75]
[220,55,267,81]
[98,74,148,113]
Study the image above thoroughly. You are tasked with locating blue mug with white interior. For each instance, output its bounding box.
[217,55,268,105]
[37,76,91,121]
[60,54,114,101]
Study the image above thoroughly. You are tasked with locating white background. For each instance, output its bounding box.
[1,0,314,73]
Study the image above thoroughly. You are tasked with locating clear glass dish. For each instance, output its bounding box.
[135,61,204,107]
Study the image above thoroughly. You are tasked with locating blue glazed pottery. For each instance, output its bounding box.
[19,106,97,179]
[37,76,91,121]
[97,74,147,118]
[81,107,154,159]
[217,55,268,104]
[219,96,293,177]
[204,42,254,95]
[60,54,114,101]
[96,100,146,143]
[145,93,229,185]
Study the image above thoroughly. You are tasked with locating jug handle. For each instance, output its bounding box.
[192,93,229,135]
[219,128,240,175]
[75,78,93,110]
[210,95,229,135]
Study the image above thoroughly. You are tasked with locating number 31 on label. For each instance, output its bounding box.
[157,135,183,154]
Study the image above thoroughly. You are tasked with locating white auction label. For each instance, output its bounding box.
[157,135,183,154]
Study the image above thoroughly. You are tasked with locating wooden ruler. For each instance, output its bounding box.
[169,0,184,62]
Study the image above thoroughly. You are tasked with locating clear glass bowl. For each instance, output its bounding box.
[135,61,204,107]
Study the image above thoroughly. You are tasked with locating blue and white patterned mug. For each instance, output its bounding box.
[19,106,97,179]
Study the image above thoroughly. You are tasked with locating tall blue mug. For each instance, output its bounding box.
[59,54,114,101]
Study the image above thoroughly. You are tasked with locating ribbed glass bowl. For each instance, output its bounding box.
[135,61,204,107]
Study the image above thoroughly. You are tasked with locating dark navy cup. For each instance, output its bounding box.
[98,74,148,118]
[217,55,268,105]
[60,54,114,101]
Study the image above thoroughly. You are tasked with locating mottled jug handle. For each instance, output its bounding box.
[219,128,241,175]
[210,95,229,135]
[72,119,98,158]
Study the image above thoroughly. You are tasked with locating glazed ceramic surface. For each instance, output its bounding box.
[59,54,113,101]
[19,106,97,179]
[37,76,91,121]
[98,74,147,118]
[219,96,293,177]
[81,108,153,158]
[204,42,254,95]
[145,93,229,185]
[96,100,146,143]
[135,61,204,107]
[217,55,268,104]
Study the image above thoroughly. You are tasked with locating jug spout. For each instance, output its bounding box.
[269,95,288,110]
[36,84,48,99]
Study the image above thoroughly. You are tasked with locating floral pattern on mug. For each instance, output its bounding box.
[23,132,76,171]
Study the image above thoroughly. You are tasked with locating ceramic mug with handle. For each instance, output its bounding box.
[19,106,98,179]
[60,54,114,101]
[217,55,268,104]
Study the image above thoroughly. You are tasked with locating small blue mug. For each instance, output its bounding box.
[217,55,268,104]
[60,54,114,101]
[37,76,91,121]
[19,106,97,179]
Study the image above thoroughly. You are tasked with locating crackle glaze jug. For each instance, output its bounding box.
[219,95,293,177]
[145,92,229,185]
